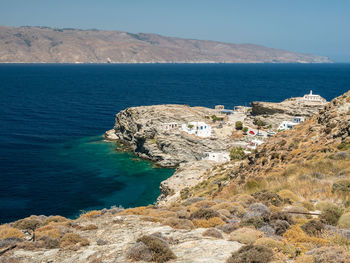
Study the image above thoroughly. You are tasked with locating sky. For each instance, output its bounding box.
[1,0,349,62]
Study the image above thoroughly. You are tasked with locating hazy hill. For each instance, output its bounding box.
[0,26,332,63]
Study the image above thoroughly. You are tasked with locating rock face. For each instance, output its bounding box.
[3,213,242,263]
[108,104,236,167]
[0,26,332,63]
[247,98,326,128]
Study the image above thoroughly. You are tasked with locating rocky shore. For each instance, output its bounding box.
[2,91,350,263]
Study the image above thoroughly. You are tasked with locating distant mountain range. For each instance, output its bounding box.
[0,26,332,63]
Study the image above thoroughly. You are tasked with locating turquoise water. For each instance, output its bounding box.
[1,63,349,223]
[41,135,174,218]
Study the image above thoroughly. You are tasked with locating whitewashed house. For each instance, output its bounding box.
[202,152,230,163]
[300,90,327,104]
[182,121,211,137]
[278,116,305,131]
[278,121,298,131]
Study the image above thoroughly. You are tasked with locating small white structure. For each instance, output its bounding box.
[293,116,305,124]
[202,152,230,163]
[300,90,327,104]
[278,121,298,131]
[247,139,264,150]
[163,122,179,131]
[278,116,305,131]
[182,121,211,137]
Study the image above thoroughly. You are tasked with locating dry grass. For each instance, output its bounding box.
[277,190,300,202]
[78,210,102,219]
[254,237,297,258]
[229,227,263,245]
[192,217,225,228]
[35,223,64,239]
[337,212,350,228]
[0,225,24,239]
[43,215,68,225]
[60,233,89,248]
[283,225,329,251]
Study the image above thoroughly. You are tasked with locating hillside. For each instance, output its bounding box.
[0,26,332,63]
[1,91,350,263]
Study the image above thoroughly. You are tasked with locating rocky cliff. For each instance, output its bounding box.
[246,98,326,128]
[106,104,236,167]
[0,26,332,63]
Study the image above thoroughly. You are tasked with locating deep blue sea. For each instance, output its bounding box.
[0,64,349,223]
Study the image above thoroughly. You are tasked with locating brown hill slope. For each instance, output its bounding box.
[0,26,332,63]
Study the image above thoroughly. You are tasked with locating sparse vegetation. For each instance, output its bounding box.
[230,147,245,160]
[320,206,343,226]
[136,235,176,263]
[226,245,273,263]
[60,233,89,248]
[235,121,243,130]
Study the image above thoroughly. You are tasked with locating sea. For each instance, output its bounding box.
[0,63,349,223]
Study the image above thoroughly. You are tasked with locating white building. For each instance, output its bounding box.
[293,116,305,124]
[278,121,298,131]
[278,116,305,131]
[300,90,327,104]
[163,122,179,131]
[182,121,211,137]
[202,152,230,163]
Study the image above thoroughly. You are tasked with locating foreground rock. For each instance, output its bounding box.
[2,213,242,263]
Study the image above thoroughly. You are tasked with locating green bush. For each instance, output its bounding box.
[235,121,243,130]
[320,206,344,226]
[240,216,265,229]
[242,127,248,134]
[230,147,245,160]
[226,245,273,263]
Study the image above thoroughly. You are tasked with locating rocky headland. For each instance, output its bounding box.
[2,91,350,263]
[0,26,332,64]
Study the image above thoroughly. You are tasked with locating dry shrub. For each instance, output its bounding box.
[35,223,64,239]
[283,206,311,220]
[163,217,194,230]
[192,217,225,228]
[79,210,101,219]
[190,208,219,220]
[254,237,297,258]
[313,246,350,263]
[60,233,89,248]
[301,201,315,211]
[232,194,256,207]
[270,211,294,225]
[127,241,153,262]
[229,227,263,245]
[120,206,147,215]
[251,190,283,207]
[137,235,176,263]
[43,215,68,225]
[320,206,343,226]
[211,202,237,213]
[273,220,291,235]
[277,190,300,202]
[192,200,217,208]
[12,216,42,231]
[283,225,329,249]
[301,220,325,236]
[218,223,239,234]
[36,236,60,249]
[337,212,350,228]
[0,225,24,239]
[80,224,98,231]
[202,228,223,239]
[240,217,264,229]
[226,245,273,263]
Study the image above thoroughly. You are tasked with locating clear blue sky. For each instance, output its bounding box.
[1,0,349,62]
